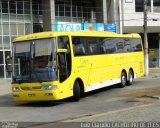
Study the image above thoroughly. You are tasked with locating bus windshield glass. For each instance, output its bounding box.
[12,38,57,83]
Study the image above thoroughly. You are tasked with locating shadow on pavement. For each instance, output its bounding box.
[0,94,16,107]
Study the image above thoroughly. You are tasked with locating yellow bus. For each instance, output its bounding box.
[10,31,144,102]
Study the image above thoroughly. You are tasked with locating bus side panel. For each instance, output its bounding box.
[88,55,114,84]
[71,57,92,92]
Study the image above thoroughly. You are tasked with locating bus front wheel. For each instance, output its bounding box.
[73,81,81,102]
[119,71,127,88]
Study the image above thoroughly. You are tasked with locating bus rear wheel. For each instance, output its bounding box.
[119,71,127,88]
[127,70,134,85]
[73,81,81,102]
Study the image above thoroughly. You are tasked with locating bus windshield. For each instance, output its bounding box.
[12,38,57,83]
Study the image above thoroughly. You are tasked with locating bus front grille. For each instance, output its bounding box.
[20,86,42,90]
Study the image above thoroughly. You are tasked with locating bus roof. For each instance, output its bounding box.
[14,31,141,42]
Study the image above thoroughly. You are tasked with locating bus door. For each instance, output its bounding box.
[57,36,71,83]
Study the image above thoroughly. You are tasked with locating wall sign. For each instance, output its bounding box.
[55,21,116,32]
[55,21,82,32]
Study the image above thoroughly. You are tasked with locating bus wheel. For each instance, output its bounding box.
[73,81,80,102]
[127,70,134,85]
[119,71,127,88]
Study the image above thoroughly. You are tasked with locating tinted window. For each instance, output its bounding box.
[124,38,142,52]
[87,37,101,55]
[72,37,142,56]
[115,38,124,53]
[58,36,70,51]
[101,38,116,54]
[72,37,87,56]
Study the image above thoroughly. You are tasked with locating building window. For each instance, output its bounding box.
[33,23,43,33]
[9,1,16,14]
[72,6,77,17]
[17,1,23,14]
[0,36,2,49]
[77,6,82,17]
[5,51,11,78]
[10,14,17,22]
[2,14,9,21]
[3,36,10,49]
[11,23,17,35]
[0,65,4,78]
[24,1,31,14]
[55,5,58,16]
[55,0,94,22]
[135,0,151,12]
[65,5,71,17]
[33,3,38,15]
[0,51,4,64]
[153,0,160,12]
[3,23,9,35]
[25,23,32,35]
[59,5,64,16]
[2,0,8,13]
[17,23,25,36]
[0,25,2,35]
[0,0,43,79]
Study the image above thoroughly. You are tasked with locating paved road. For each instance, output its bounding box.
[0,74,160,128]
[26,102,160,128]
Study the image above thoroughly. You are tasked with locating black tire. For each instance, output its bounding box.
[73,81,80,102]
[127,70,134,85]
[119,71,127,88]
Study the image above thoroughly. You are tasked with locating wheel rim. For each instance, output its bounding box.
[129,72,133,83]
[122,74,126,85]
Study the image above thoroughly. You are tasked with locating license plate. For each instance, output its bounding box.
[28,94,36,97]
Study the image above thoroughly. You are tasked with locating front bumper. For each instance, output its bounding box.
[12,90,63,101]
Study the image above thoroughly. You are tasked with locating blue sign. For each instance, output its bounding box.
[83,23,97,31]
[55,21,116,32]
[82,23,104,31]
[96,23,104,31]
[55,21,82,32]
[104,24,116,32]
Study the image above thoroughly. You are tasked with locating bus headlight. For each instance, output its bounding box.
[12,87,21,92]
[42,84,57,90]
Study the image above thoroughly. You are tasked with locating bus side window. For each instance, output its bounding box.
[58,36,71,51]
[73,37,86,56]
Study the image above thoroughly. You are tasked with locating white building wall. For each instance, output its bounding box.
[122,0,160,33]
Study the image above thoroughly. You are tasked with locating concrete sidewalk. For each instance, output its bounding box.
[0,68,160,96]
[0,79,11,96]
[148,68,160,78]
